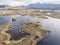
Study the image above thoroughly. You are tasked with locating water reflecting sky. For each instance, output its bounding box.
[0,15,60,45]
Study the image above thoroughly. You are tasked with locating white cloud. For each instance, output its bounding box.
[30,0,60,4]
[0,0,30,6]
[0,0,60,6]
[44,0,60,4]
[30,0,45,3]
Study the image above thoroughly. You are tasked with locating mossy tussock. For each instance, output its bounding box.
[12,17,18,21]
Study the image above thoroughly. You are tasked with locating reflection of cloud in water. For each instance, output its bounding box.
[0,15,60,45]
[37,16,60,45]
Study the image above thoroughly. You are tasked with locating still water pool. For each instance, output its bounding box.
[0,15,60,45]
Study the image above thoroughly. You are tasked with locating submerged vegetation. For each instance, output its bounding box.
[0,18,2,20]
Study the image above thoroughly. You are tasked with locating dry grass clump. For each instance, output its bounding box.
[0,23,11,45]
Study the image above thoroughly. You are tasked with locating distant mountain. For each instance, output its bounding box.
[0,5,11,9]
[1,3,60,10]
[11,5,28,9]
[0,5,28,9]
[0,5,5,8]
[28,3,60,10]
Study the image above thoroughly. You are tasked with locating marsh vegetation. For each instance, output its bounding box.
[0,15,50,45]
[0,9,60,45]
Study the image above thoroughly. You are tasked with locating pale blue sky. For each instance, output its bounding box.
[0,0,60,6]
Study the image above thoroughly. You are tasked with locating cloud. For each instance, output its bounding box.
[0,0,60,6]
[0,0,30,6]
[30,0,45,3]
[43,0,60,4]
[30,0,60,4]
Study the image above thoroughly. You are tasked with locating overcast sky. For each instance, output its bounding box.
[0,0,60,6]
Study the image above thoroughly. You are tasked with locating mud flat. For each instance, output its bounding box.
[0,9,47,19]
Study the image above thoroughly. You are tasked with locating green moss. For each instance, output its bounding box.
[12,17,17,21]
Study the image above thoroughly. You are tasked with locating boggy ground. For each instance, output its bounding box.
[18,22,50,45]
[0,9,60,19]
[0,22,50,45]
[0,9,47,19]
[0,23,11,45]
